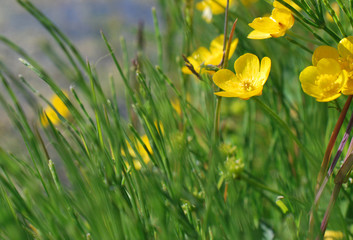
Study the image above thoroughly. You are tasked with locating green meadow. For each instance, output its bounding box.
[0,0,352,239]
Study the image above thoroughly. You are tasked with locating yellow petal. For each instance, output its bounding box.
[271,8,294,30]
[236,87,263,99]
[213,69,238,92]
[249,17,281,33]
[227,38,239,59]
[214,91,239,97]
[312,45,339,66]
[258,57,272,85]
[317,57,341,75]
[273,0,301,12]
[209,34,225,53]
[299,66,321,97]
[234,53,260,80]
[196,2,207,11]
[338,36,353,58]
[247,30,272,39]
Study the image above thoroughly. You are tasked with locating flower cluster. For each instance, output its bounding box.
[248,0,299,39]
[299,37,353,102]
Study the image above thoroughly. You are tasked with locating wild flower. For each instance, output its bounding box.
[182,34,238,75]
[299,37,353,102]
[41,91,70,127]
[196,0,233,23]
[213,53,271,99]
[247,0,299,39]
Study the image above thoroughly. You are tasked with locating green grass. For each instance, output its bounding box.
[1,0,353,239]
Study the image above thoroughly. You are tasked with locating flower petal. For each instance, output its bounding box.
[209,34,225,53]
[214,91,239,97]
[338,36,353,58]
[312,45,339,66]
[234,53,260,80]
[247,30,272,39]
[299,66,321,97]
[213,69,238,91]
[273,0,301,11]
[248,17,281,34]
[271,8,294,30]
[258,57,271,85]
[316,58,341,75]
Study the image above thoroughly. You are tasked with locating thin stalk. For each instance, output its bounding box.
[309,95,353,237]
[214,96,223,141]
[315,95,352,193]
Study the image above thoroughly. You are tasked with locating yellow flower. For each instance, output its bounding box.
[299,37,353,102]
[124,135,152,171]
[299,55,347,102]
[248,0,299,39]
[182,34,238,75]
[41,91,70,127]
[325,2,340,22]
[213,53,271,99]
[324,230,344,240]
[196,0,233,23]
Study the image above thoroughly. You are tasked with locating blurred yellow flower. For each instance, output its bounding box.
[41,91,70,127]
[213,53,271,99]
[124,135,152,171]
[182,34,238,75]
[325,2,340,22]
[324,230,344,239]
[196,0,233,23]
[248,0,299,39]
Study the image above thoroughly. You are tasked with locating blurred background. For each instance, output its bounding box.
[0,0,157,152]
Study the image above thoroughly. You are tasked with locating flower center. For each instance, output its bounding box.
[316,73,340,93]
[241,78,254,92]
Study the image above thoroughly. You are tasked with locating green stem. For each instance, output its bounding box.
[242,175,284,196]
[214,96,223,141]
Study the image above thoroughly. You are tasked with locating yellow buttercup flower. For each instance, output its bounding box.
[213,53,271,99]
[248,0,298,39]
[196,0,233,23]
[41,91,70,127]
[299,54,347,102]
[299,37,353,102]
[182,34,238,75]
